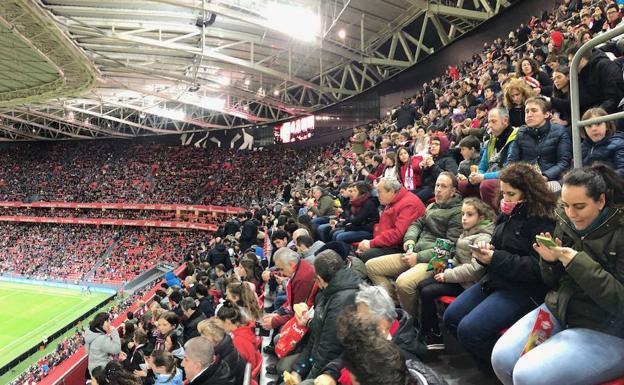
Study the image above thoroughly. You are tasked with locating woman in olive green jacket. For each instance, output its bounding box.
[492,164,624,385]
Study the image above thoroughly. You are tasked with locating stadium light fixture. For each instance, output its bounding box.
[273,89,280,96]
[338,29,346,40]
[244,78,251,86]
[264,3,320,42]
[204,97,226,111]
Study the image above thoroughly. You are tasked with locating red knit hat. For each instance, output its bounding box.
[550,31,564,51]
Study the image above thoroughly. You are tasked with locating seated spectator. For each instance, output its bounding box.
[356,177,426,263]
[85,312,121,376]
[331,182,379,245]
[581,107,624,176]
[457,135,482,179]
[260,247,316,333]
[91,361,142,385]
[234,253,264,296]
[155,312,184,361]
[295,234,325,262]
[410,127,430,156]
[194,284,215,318]
[482,83,498,112]
[197,319,245,385]
[308,186,336,234]
[336,311,447,385]
[361,154,385,183]
[277,250,361,383]
[181,337,234,385]
[216,301,260,369]
[548,65,571,125]
[397,147,423,194]
[417,198,495,350]
[492,165,624,385]
[506,97,572,191]
[149,350,183,385]
[180,297,206,344]
[503,78,532,128]
[382,152,399,179]
[121,328,151,374]
[443,163,556,369]
[516,57,553,96]
[366,172,462,316]
[225,281,262,322]
[314,284,427,385]
[415,136,458,202]
[468,107,517,209]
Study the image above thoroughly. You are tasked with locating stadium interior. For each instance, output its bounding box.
[1,0,624,384]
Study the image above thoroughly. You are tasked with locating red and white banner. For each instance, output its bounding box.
[0,216,218,232]
[0,201,245,214]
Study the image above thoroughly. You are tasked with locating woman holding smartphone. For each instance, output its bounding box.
[492,164,624,385]
[442,163,556,370]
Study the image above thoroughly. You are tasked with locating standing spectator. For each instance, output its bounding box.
[576,47,624,114]
[356,177,426,262]
[85,313,121,376]
[350,127,368,155]
[208,239,233,272]
[393,99,417,130]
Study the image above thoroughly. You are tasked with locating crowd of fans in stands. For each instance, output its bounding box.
[6,0,624,384]
[0,142,326,207]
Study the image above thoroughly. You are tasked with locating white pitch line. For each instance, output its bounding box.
[0,296,92,357]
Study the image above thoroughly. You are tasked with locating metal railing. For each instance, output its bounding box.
[569,23,624,168]
[243,362,252,385]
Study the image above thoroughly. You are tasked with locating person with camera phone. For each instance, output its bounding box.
[492,165,624,385]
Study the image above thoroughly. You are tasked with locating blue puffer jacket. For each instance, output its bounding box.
[581,132,624,177]
[506,121,572,181]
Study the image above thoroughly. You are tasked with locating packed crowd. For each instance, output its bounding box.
[0,207,219,223]
[7,0,624,384]
[0,224,211,284]
[0,224,116,281]
[8,328,86,385]
[0,142,327,207]
[93,230,208,283]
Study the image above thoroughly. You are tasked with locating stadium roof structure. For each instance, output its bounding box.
[0,0,512,141]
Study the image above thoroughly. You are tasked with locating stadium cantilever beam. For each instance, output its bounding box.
[0,0,95,107]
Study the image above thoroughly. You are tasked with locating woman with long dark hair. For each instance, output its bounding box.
[443,163,556,369]
[492,164,624,385]
[85,312,121,376]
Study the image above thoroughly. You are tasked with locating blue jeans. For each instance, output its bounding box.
[311,216,330,239]
[492,304,624,385]
[332,229,372,244]
[443,283,539,362]
[316,223,333,242]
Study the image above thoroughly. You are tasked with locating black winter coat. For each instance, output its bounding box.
[208,244,233,271]
[293,268,361,379]
[182,310,206,344]
[581,132,624,177]
[481,204,555,300]
[506,121,572,181]
[578,49,624,114]
[345,196,379,233]
[393,105,417,129]
[215,334,246,385]
[188,360,235,385]
[421,154,458,188]
[198,296,215,318]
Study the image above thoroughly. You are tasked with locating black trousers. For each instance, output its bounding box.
[417,277,464,334]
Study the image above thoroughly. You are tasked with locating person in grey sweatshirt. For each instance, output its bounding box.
[84,312,121,374]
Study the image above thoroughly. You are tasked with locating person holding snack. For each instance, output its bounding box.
[366,172,463,316]
[417,198,496,350]
[492,164,624,385]
[443,163,556,369]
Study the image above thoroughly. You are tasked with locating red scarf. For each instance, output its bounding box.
[349,193,370,215]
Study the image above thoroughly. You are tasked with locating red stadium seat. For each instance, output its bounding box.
[438,296,457,306]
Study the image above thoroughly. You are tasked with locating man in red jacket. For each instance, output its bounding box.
[357,177,426,262]
[260,247,315,331]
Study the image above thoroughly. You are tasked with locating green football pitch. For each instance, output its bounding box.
[0,281,111,368]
